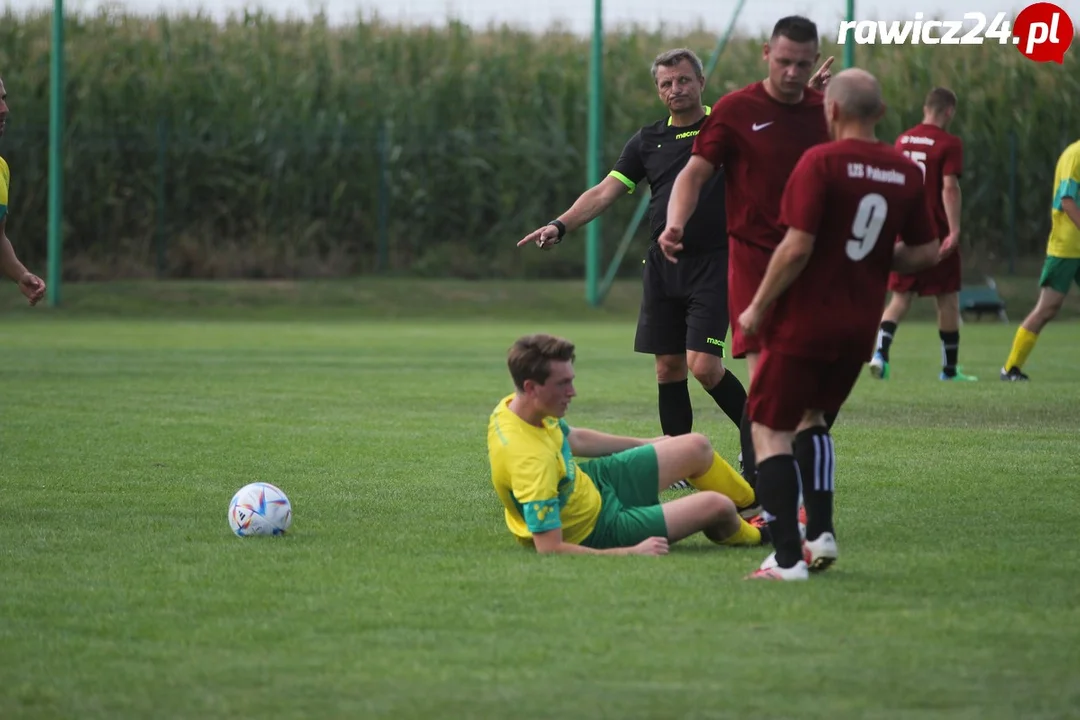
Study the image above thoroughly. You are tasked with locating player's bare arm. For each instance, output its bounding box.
[519,176,628,250]
[0,218,45,306]
[738,228,815,335]
[940,174,962,257]
[532,526,669,556]
[659,155,716,263]
[892,238,941,274]
[1060,196,1080,231]
[565,427,663,458]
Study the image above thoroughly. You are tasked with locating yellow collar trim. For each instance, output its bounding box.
[668,105,711,126]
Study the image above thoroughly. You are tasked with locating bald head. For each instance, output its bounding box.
[825,68,884,121]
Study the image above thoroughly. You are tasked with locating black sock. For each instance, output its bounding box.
[794,426,835,541]
[739,405,757,488]
[658,380,693,436]
[940,330,960,376]
[824,410,838,431]
[877,321,897,362]
[756,455,803,568]
[705,369,746,428]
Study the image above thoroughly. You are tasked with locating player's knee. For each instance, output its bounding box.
[655,355,688,383]
[699,490,736,520]
[689,356,724,387]
[1038,309,1060,330]
[751,423,791,458]
[1030,306,1058,331]
[711,491,736,518]
[684,432,714,465]
[937,293,959,313]
[1024,313,1047,334]
[1040,297,1063,321]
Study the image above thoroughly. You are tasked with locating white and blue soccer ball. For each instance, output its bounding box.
[228,482,293,536]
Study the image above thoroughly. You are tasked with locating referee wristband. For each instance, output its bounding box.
[547,219,566,242]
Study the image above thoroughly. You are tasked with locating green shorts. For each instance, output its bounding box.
[579,445,668,549]
[1039,255,1080,294]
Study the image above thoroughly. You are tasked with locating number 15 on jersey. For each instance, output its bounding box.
[903,150,927,178]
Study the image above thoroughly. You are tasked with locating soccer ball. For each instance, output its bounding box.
[228,482,293,536]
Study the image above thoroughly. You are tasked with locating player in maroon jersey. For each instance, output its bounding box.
[870,88,976,382]
[660,15,834,491]
[735,68,941,580]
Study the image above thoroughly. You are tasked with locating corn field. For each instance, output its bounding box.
[0,9,1076,279]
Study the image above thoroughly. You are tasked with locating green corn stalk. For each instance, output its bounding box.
[0,10,1074,278]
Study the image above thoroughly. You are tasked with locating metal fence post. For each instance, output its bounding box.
[156,116,168,277]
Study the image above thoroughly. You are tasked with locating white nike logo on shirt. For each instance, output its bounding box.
[752,122,774,131]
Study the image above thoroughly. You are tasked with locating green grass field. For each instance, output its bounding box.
[2,279,1079,719]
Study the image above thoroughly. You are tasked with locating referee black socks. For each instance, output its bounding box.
[659,370,746,438]
[705,369,747,429]
[658,379,693,436]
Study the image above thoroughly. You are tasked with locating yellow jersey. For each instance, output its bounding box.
[1048,139,1080,259]
[0,155,9,222]
[486,393,602,546]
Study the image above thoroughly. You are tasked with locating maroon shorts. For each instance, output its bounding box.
[728,239,774,359]
[888,250,961,296]
[747,348,864,431]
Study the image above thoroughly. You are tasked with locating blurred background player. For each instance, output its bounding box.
[736,68,940,580]
[870,88,975,382]
[0,77,46,307]
[1000,138,1080,381]
[519,48,751,501]
[659,16,834,490]
[486,333,766,555]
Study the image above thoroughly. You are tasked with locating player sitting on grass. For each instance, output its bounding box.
[486,333,764,555]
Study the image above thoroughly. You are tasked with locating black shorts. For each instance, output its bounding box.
[634,245,729,358]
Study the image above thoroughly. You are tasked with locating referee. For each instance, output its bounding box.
[519,49,748,490]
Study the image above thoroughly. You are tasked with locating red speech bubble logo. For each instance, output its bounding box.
[1013,2,1074,63]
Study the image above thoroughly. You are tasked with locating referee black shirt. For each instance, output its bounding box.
[609,107,727,257]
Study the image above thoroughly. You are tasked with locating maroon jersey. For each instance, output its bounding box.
[895,123,963,238]
[692,81,830,251]
[766,139,936,360]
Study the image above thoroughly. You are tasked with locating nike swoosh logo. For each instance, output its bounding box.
[752,122,774,131]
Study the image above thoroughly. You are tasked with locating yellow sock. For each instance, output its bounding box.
[1005,326,1038,371]
[717,517,762,546]
[688,451,755,509]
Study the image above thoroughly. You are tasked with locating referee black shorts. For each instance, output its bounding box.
[634,244,730,358]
